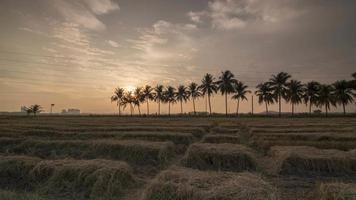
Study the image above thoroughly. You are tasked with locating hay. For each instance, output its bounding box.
[7,139,175,166]
[183,143,256,172]
[316,182,356,200]
[0,156,137,200]
[202,134,241,144]
[120,132,195,145]
[142,167,279,200]
[0,190,42,200]
[210,127,240,134]
[270,146,356,176]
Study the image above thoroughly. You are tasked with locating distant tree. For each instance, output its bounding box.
[111,87,125,116]
[164,86,176,116]
[121,91,134,116]
[154,85,164,115]
[333,80,355,115]
[303,81,320,115]
[199,73,217,115]
[317,84,335,117]
[255,82,274,115]
[133,87,145,116]
[231,81,250,117]
[142,85,154,115]
[188,82,202,115]
[268,72,291,117]
[216,70,238,116]
[286,80,304,116]
[176,85,189,114]
[28,104,43,116]
[24,106,32,116]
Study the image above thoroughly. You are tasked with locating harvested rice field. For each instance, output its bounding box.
[0,116,355,199]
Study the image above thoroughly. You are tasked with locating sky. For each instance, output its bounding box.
[0,0,355,114]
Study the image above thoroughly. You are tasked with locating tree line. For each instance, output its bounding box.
[111,71,356,117]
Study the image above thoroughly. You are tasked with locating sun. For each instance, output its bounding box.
[125,85,136,92]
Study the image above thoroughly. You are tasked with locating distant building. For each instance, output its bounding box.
[61,108,80,115]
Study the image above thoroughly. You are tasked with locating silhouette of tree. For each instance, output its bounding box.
[27,104,42,116]
[111,87,125,116]
[188,82,202,115]
[231,81,250,116]
[255,82,274,115]
[164,86,176,116]
[303,81,320,115]
[176,85,189,114]
[143,85,154,115]
[154,85,164,115]
[133,87,145,116]
[286,80,304,116]
[121,91,134,116]
[268,72,291,117]
[216,70,238,116]
[333,80,355,115]
[317,84,336,117]
[199,73,217,115]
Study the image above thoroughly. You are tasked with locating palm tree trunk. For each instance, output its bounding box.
[180,100,183,114]
[168,102,171,116]
[147,100,149,115]
[225,93,228,116]
[130,104,133,116]
[265,102,268,116]
[278,94,281,117]
[309,101,312,116]
[292,103,294,116]
[158,100,160,115]
[325,104,328,117]
[193,98,196,115]
[236,99,240,117]
[138,106,141,116]
[208,94,212,115]
[343,102,346,115]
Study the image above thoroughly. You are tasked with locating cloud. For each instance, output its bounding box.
[106,40,120,48]
[189,0,309,30]
[83,0,119,15]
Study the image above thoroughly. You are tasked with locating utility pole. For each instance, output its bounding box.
[50,104,55,114]
[251,95,254,116]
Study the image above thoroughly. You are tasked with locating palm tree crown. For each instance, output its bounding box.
[333,80,355,115]
[199,73,217,114]
[232,81,250,116]
[268,72,291,117]
[216,70,237,115]
[286,80,304,115]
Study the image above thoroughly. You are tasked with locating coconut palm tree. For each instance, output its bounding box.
[143,85,154,115]
[216,70,238,116]
[199,73,217,115]
[317,84,335,117]
[133,87,145,116]
[255,82,274,115]
[268,72,291,117]
[121,91,134,116]
[333,80,355,115]
[176,85,189,114]
[286,80,304,116]
[111,87,125,116]
[231,81,250,116]
[154,85,164,115]
[188,82,202,115]
[164,86,176,116]
[350,72,356,91]
[303,81,320,115]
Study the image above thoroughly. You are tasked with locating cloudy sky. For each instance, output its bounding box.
[0,0,355,114]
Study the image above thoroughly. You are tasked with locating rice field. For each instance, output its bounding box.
[0,116,355,199]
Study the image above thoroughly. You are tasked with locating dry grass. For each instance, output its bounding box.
[0,156,138,199]
[210,126,240,134]
[0,190,42,200]
[270,146,356,176]
[202,134,241,144]
[183,143,257,172]
[142,167,279,200]
[316,182,356,200]
[3,139,175,166]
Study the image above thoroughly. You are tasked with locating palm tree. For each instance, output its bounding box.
[231,81,250,116]
[333,80,355,115]
[154,85,164,115]
[317,84,335,117]
[176,85,189,114]
[111,87,125,116]
[188,82,202,115]
[255,82,274,115]
[199,73,217,115]
[133,87,145,116]
[286,80,304,116]
[143,85,154,115]
[268,72,291,117]
[29,104,43,116]
[216,70,237,116]
[121,91,134,116]
[303,81,320,115]
[164,86,176,116]
[350,72,356,91]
